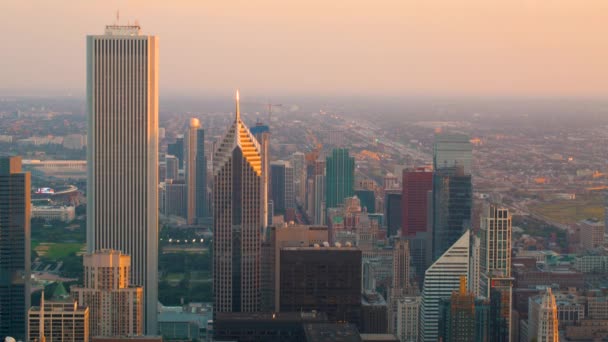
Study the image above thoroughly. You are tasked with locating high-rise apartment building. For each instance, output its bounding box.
[433,133,472,175]
[325,148,354,210]
[86,24,158,332]
[537,288,559,342]
[163,179,187,218]
[213,91,263,313]
[479,205,513,342]
[432,166,472,260]
[420,230,470,342]
[0,156,31,341]
[71,250,144,337]
[28,298,89,342]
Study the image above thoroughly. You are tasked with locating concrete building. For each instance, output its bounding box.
[580,218,604,250]
[212,91,263,314]
[86,24,158,333]
[396,296,421,342]
[28,298,89,342]
[31,205,75,222]
[71,250,143,338]
[0,156,31,341]
[420,230,470,342]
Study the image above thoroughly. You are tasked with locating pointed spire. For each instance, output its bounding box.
[235,89,240,121]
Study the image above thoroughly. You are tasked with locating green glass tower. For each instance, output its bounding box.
[325,148,354,210]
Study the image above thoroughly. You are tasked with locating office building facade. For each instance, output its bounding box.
[213,92,263,313]
[28,299,89,342]
[0,156,31,341]
[71,250,143,337]
[325,148,354,210]
[86,24,158,332]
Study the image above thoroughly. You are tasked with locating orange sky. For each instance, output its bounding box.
[1,0,607,97]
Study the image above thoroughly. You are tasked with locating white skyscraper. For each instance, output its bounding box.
[213,91,263,313]
[420,229,470,342]
[86,24,158,333]
[537,288,559,342]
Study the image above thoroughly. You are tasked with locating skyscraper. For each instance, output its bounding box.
[184,118,207,223]
[165,155,179,181]
[432,166,472,260]
[86,24,158,333]
[71,250,144,337]
[402,167,433,285]
[270,160,295,215]
[0,156,31,341]
[185,118,200,224]
[420,229,470,342]
[479,205,513,342]
[325,148,354,210]
[195,126,208,220]
[433,133,472,175]
[213,91,263,313]
[537,288,559,342]
[250,122,270,230]
[438,277,476,342]
[168,137,184,170]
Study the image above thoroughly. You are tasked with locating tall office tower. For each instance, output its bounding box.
[213,91,263,314]
[420,230,470,342]
[164,179,187,218]
[392,238,410,289]
[168,137,184,169]
[291,152,306,203]
[479,205,513,342]
[250,122,270,230]
[184,118,200,224]
[270,160,295,214]
[397,296,421,342]
[433,132,472,175]
[314,159,326,225]
[263,225,329,311]
[0,156,31,341]
[86,24,158,333]
[195,126,208,220]
[325,148,354,210]
[537,288,559,342]
[402,168,433,237]
[165,155,179,181]
[355,189,376,213]
[438,277,476,342]
[384,190,402,237]
[71,250,144,337]
[279,246,362,326]
[28,298,90,342]
[270,161,286,213]
[402,168,433,285]
[432,166,472,261]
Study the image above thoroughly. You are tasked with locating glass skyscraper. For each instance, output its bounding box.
[325,148,354,210]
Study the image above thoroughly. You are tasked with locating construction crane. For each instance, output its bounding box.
[240,100,283,125]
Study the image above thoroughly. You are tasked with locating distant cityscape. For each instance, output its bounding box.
[1,20,608,342]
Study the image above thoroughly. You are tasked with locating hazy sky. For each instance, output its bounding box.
[1,0,607,97]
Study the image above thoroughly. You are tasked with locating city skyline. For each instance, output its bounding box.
[2,1,608,98]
